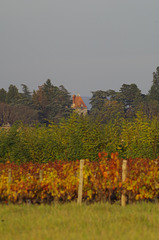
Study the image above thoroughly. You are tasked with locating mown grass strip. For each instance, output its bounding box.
[0,202,159,240]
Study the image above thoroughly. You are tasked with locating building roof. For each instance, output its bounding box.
[72,94,87,109]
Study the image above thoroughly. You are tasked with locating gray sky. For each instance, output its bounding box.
[0,0,159,96]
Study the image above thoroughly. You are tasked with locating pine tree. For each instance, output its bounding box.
[148,67,159,102]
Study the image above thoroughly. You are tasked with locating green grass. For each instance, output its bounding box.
[0,202,159,240]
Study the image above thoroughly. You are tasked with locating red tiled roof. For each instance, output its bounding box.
[72,95,87,109]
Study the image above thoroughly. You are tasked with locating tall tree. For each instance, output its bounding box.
[17,84,33,106]
[90,90,118,112]
[21,84,32,99]
[90,90,123,122]
[0,103,12,126]
[0,103,38,126]
[138,97,159,119]
[0,88,7,103]
[32,79,72,122]
[148,67,159,102]
[119,83,142,117]
[6,85,20,104]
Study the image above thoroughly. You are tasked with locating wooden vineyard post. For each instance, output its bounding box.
[121,160,127,207]
[8,168,12,203]
[39,170,43,183]
[77,159,85,205]
[8,168,12,184]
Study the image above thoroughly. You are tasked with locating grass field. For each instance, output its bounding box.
[0,202,159,240]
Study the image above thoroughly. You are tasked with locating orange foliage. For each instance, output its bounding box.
[0,154,159,204]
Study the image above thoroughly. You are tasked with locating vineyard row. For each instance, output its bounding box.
[0,153,159,204]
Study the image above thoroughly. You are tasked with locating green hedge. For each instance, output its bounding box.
[0,112,159,163]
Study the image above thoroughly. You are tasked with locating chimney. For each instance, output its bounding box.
[72,95,76,108]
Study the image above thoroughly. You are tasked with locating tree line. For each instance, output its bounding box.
[0,67,159,125]
[0,79,72,125]
[90,66,159,122]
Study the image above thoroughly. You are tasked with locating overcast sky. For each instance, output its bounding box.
[0,0,159,96]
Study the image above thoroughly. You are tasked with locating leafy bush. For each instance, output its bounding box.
[0,112,159,162]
